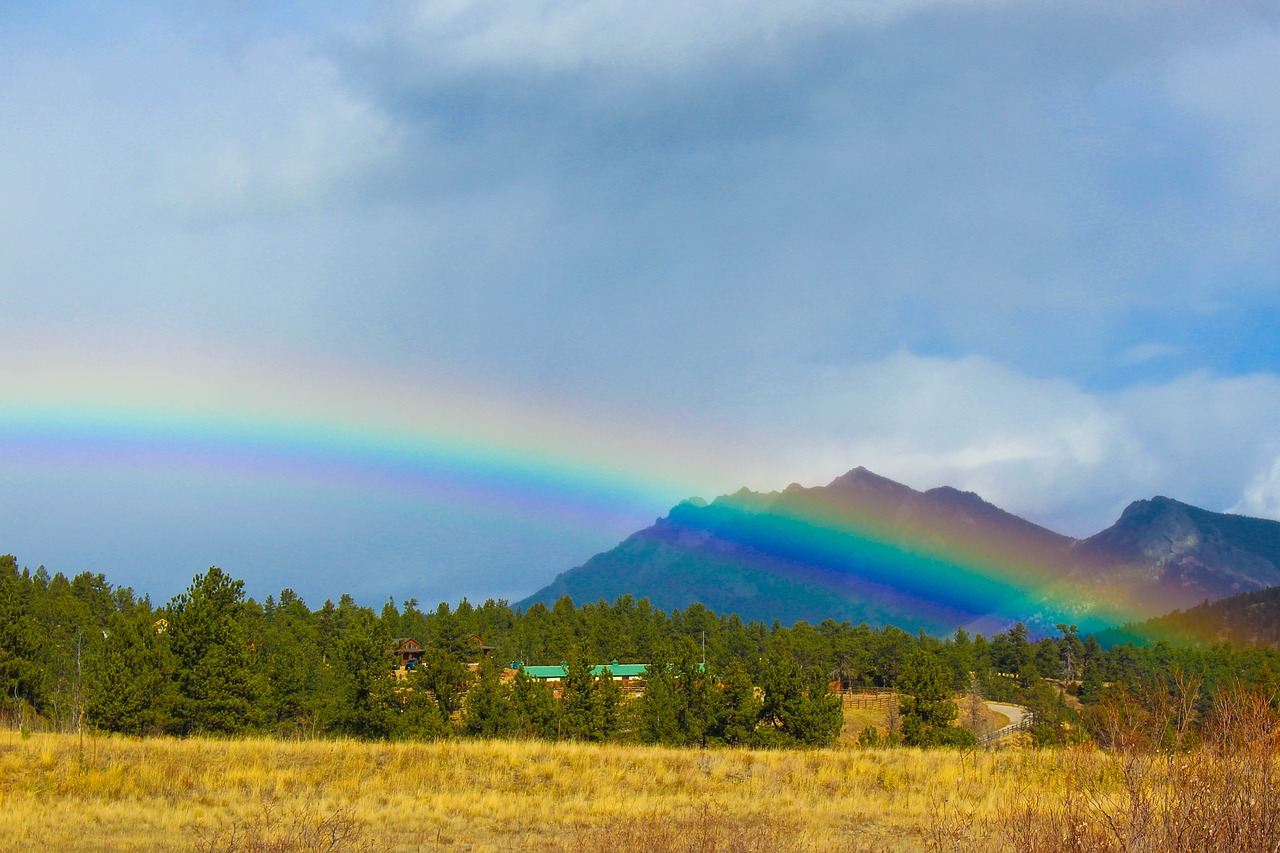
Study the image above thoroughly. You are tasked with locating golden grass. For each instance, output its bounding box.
[0,728,1065,852]
[14,722,1272,853]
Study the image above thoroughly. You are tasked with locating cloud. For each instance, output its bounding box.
[749,354,1280,536]
[1119,343,1182,365]
[1166,26,1280,201]
[1232,456,1280,519]
[377,0,1012,79]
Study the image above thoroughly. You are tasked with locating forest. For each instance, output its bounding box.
[3,554,1279,749]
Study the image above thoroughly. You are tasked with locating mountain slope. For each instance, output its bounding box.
[519,468,1280,634]
[1075,496,1280,600]
[1100,585,1280,649]
[520,468,1087,633]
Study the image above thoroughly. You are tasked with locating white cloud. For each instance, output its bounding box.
[746,354,1280,536]
[1232,456,1280,519]
[1119,343,1182,365]
[138,40,401,222]
[0,34,398,232]
[384,0,1013,78]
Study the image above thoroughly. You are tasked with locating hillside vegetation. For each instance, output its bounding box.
[4,555,1280,751]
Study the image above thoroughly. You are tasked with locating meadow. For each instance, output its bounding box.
[0,727,1037,852]
[2,688,1276,852]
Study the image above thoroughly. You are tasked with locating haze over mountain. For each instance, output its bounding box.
[1110,586,1280,649]
[519,468,1280,635]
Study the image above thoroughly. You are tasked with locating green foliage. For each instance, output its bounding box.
[0,556,48,714]
[317,607,395,739]
[463,658,518,739]
[510,670,557,738]
[1079,659,1105,705]
[167,567,267,735]
[638,642,718,747]
[708,661,762,746]
[417,647,470,719]
[259,588,323,735]
[5,551,1280,755]
[756,650,842,747]
[386,666,452,740]
[638,661,682,745]
[557,657,620,742]
[897,648,975,748]
[84,609,177,735]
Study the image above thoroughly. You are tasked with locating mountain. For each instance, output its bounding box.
[1098,586,1280,649]
[518,468,1280,635]
[1075,496,1280,601]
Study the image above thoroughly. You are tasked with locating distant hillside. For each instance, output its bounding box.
[1101,586,1280,649]
[1076,496,1280,601]
[519,468,1280,635]
[519,468,1083,634]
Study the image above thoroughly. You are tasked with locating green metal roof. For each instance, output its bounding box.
[517,663,650,679]
[593,663,648,678]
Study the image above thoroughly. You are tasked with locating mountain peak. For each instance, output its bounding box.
[825,466,919,501]
[518,470,1280,633]
[1080,495,1280,601]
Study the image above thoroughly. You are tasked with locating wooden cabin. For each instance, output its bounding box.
[390,637,426,670]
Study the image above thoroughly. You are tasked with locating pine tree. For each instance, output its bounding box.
[317,606,395,739]
[709,661,761,746]
[0,556,47,715]
[638,661,682,745]
[898,648,975,747]
[84,609,177,735]
[1079,658,1105,705]
[167,568,266,735]
[510,669,557,738]
[757,651,842,746]
[463,658,518,738]
[259,589,321,735]
[558,657,601,741]
[419,647,470,719]
[557,657,620,742]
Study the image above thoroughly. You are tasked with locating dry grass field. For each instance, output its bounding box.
[2,687,1276,853]
[1,728,1053,852]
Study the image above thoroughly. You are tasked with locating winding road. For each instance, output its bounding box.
[982,702,1033,741]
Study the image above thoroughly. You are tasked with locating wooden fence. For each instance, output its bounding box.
[838,691,897,710]
[978,712,1037,744]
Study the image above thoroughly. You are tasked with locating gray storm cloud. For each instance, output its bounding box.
[2,0,1279,603]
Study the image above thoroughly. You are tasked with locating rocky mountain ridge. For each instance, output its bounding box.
[518,468,1280,634]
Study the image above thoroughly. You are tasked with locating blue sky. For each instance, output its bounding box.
[3,1,1280,607]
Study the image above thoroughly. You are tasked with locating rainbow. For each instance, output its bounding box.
[0,345,717,529]
[598,480,1151,636]
[3,344,1157,634]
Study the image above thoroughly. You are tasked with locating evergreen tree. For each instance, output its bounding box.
[1079,657,1105,705]
[260,589,322,735]
[510,669,557,738]
[897,648,975,747]
[463,658,518,738]
[0,556,47,715]
[756,651,842,746]
[419,647,470,719]
[84,609,177,735]
[558,658,618,741]
[387,665,452,740]
[638,661,682,745]
[708,661,761,746]
[317,606,395,739]
[167,567,266,735]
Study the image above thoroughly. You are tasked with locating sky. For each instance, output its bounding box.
[2,0,1280,609]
